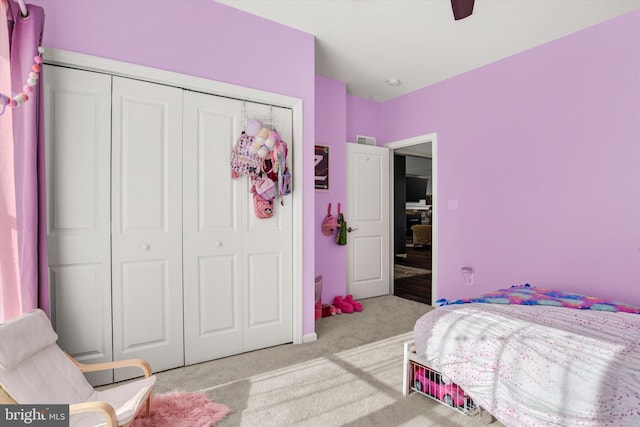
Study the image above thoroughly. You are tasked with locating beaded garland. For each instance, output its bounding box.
[0,46,44,115]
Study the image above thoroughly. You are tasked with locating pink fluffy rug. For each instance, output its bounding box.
[132,391,231,427]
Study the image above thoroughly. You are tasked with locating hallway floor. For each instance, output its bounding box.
[394,244,432,304]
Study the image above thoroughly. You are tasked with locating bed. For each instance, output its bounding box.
[409,284,640,426]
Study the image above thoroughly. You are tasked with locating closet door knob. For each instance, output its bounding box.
[215,241,222,247]
[142,244,150,250]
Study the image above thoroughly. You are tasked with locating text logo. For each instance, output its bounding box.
[1,405,69,426]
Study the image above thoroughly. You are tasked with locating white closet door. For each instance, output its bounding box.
[111,77,184,379]
[241,103,293,352]
[44,66,113,386]
[182,92,244,364]
[183,97,293,364]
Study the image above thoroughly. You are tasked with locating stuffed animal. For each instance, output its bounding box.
[249,127,272,158]
[265,130,280,151]
[245,118,263,136]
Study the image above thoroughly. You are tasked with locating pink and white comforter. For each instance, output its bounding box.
[413,303,640,426]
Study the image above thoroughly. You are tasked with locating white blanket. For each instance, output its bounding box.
[413,303,640,426]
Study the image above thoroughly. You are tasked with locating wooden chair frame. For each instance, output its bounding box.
[0,356,153,427]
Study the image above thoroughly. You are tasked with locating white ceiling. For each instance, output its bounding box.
[217,0,640,102]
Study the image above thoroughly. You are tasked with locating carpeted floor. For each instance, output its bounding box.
[150,296,504,426]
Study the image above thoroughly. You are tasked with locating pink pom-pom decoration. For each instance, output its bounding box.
[245,118,262,136]
[0,50,43,112]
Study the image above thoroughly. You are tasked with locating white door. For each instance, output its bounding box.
[241,103,293,352]
[44,66,113,385]
[183,96,293,364]
[182,92,244,364]
[346,143,390,299]
[111,77,184,380]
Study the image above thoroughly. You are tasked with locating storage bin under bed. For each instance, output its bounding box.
[402,341,478,416]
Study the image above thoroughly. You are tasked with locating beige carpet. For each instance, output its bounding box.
[151,296,503,426]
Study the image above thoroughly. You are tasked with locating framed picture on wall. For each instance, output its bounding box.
[314,145,329,190]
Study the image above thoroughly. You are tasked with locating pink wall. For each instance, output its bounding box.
[29,0,318,334]
[314,76,347,304]
[379,9,640,305]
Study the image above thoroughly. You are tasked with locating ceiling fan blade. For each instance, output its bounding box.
[451,0,475,20]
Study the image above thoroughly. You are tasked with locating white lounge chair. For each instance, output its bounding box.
[0,309,156,427]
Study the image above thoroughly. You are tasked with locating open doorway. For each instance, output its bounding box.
[385,134,437,305]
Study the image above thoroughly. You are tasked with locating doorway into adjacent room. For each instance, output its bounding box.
[385,134,437,305]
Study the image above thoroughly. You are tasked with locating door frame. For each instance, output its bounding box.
[384,133,438,305]
[43,48,305,344]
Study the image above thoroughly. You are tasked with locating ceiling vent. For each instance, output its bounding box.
[356,135,376,146]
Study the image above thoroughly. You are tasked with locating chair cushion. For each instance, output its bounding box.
[69,376,156,427]
[0,309,58,369]
[96,376,156,425]
[0,343,95,404]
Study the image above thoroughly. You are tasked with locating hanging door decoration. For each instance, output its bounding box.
[230,115,292,219]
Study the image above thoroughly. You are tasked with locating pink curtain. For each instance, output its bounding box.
[0,0,46,321]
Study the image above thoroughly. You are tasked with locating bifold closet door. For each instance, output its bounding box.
[44,66,113,386]
[240,102,293,353]
[111,77,184,380]
[182,92,244,364]
[182,94,293,365]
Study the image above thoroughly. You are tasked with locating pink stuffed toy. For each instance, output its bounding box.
[333,296,354,314]
[345,294,363,312]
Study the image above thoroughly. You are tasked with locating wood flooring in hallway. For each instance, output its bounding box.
[394,244,432,305]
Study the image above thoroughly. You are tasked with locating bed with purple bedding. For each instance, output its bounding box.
[413,285,640,426]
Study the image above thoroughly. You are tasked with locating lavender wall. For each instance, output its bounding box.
[313,86,383,307]
[379,9,640,305]
[29,0,318,334]
[346,95,381,144]
[314,76,347,305]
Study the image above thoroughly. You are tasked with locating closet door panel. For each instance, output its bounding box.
[242,104,293,352]
[247,252,281,325]
[183,92,243,365]
[44,66,113,386]
[111,77,184,380]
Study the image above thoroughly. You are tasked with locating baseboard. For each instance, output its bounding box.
[302,332,317,343]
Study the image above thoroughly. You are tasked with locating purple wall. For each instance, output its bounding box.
[314,85,382,307]
[346,95,381,144]
[314,76,347,304]
[29,0,318,334]
[25,0,640,340]
[379,9,640,305]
